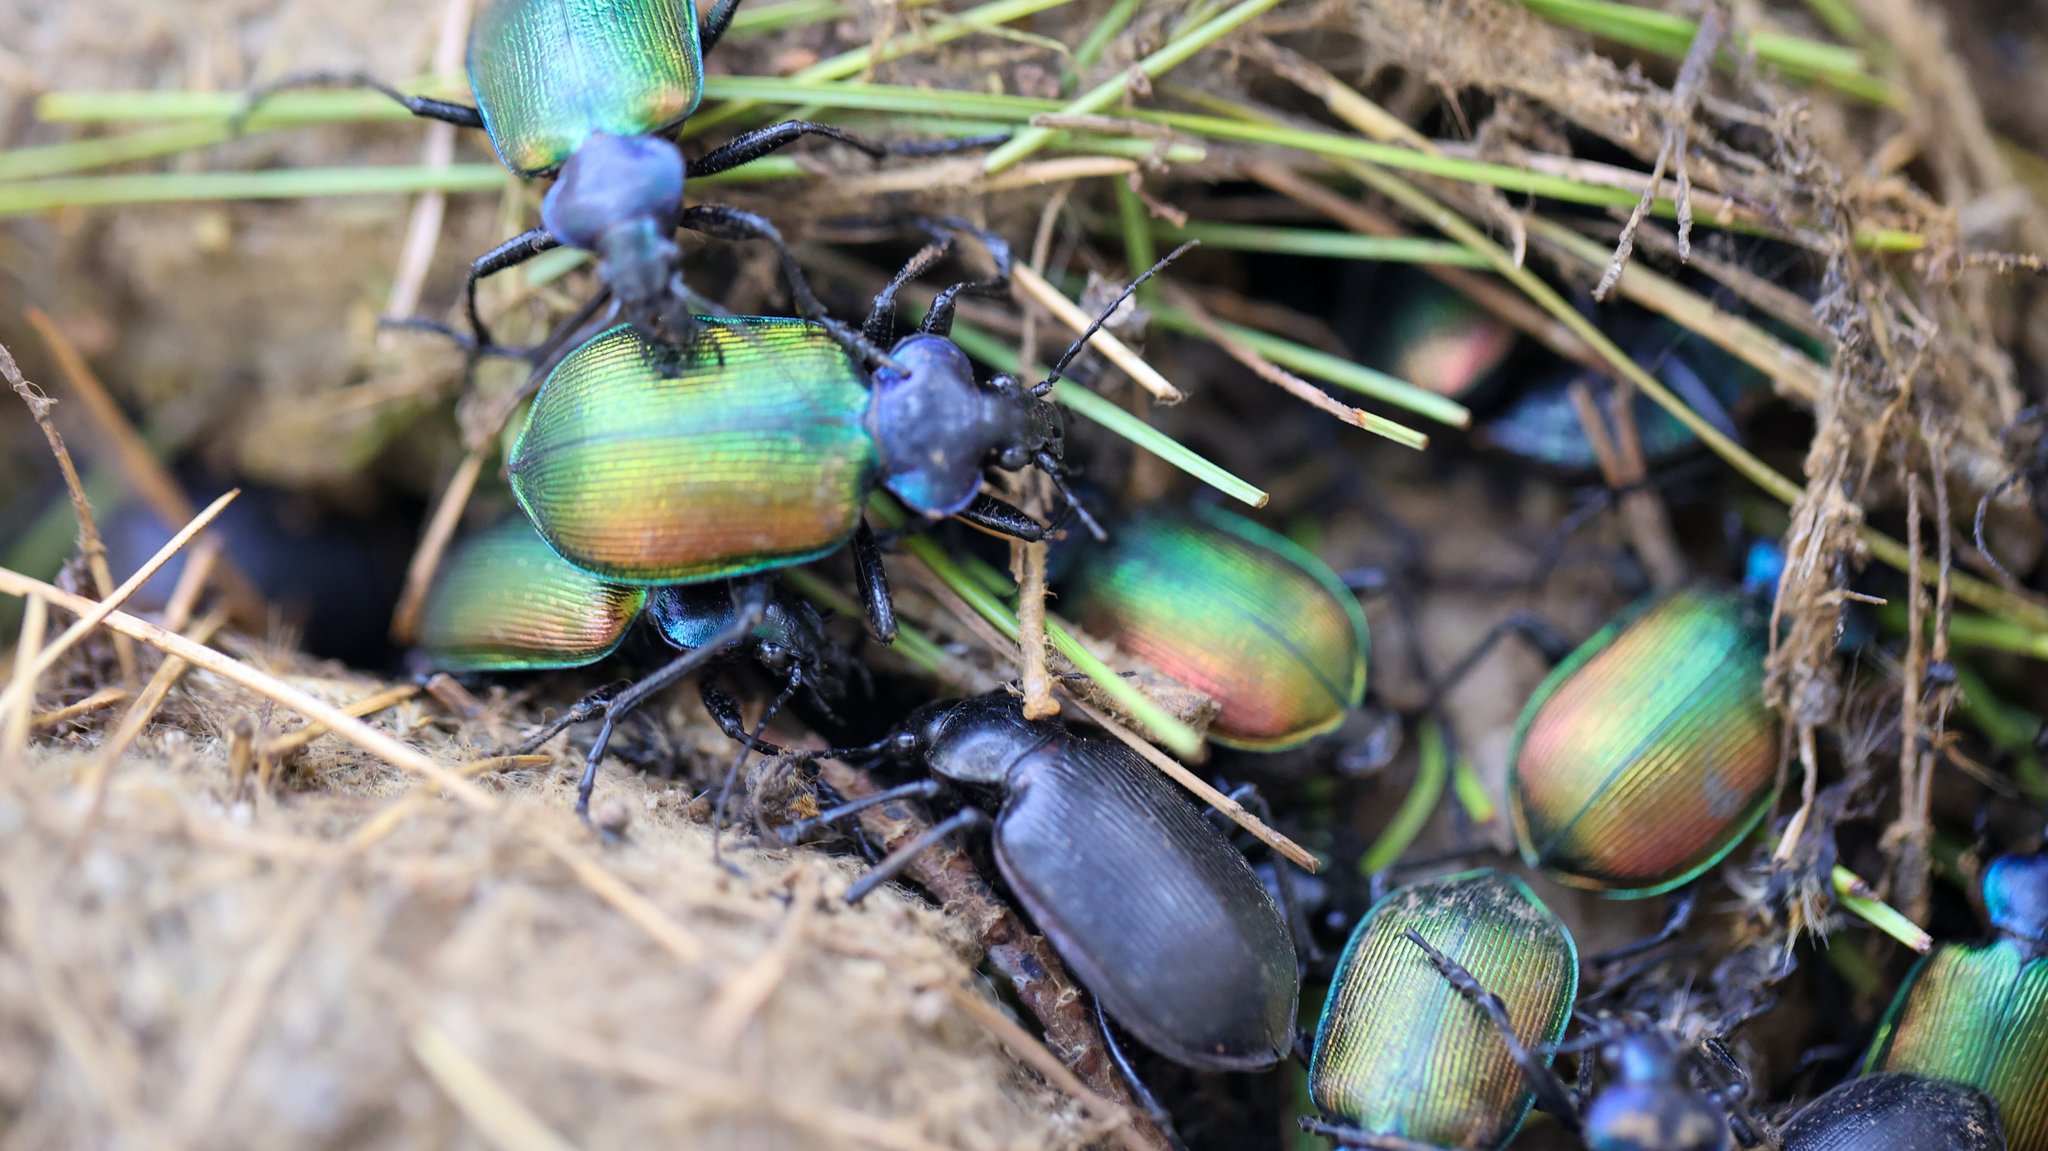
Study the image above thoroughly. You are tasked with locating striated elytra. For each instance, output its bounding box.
[1781,1074,2006,1151]
[417,517,849,816]
[1307,869,1577,1149]
[1063,506,1369,751]
[1509,586,1779,898]
[510,318,1057,587]
[1862,852,2048,1151]
[417,515,653,673]
[817,693,1300,1070]
[467,0,704,178]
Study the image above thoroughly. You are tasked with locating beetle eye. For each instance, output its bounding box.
[997,445,1029,471]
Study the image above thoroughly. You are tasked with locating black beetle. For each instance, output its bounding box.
[1780,1074,2006,1151]
[783,692,1300,1071]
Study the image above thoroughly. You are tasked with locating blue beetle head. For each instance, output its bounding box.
[867,333,1061,518]
[1986,851,2048,946]
[542,134,693,342]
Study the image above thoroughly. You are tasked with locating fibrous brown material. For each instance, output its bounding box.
[0,651,1098,1151]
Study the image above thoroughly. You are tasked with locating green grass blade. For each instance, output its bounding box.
[1158,222,1491,267]
[1146,304,1472,428]
[898,534,1205,758]
[945,322,1269,508]
[1361,718,1447,874]
[983,0,1283,172]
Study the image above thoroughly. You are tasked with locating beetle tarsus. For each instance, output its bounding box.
[844,807,988,903]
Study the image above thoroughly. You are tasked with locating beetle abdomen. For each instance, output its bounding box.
[1867,941,2048,1151]
[1509,587,1777,896]
[1782,1075,2006,1151]
[468,0,703,176]
[511,321,877,585]
[1068,508,1367,750]
[1308,869,1576,1150]
[418,517,647,672]
[992,735,1297,1070]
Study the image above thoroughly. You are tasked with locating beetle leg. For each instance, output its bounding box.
[510,680,632,755]
[779,778,944,845]
[920,217,1013,336]
[676,204,895,370]
[954,493,1046,542]
[692,121,889,175]
[863,232,956,346]
[572,592,769,825]
[1212,783,1324,967]
[850,519,898,645]
[844,807,989,903]
[1418,610,1576,714]
[1402,928,1582,1130]
[698,0,745,55]
[1588,884,1700,967]
[709,673,796,876]
[463,228,563,350]
[233,70,483,136]
[1092,997,1190,1151]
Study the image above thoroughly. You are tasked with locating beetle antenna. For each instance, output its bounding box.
[1035,451,1108,541]
[1036,241,1196,394]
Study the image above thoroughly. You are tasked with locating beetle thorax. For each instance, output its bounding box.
[868,335,1033,518]
[916,695,1058,787]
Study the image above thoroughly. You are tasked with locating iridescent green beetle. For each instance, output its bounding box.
[244,0,890,350]
[1862,851,2048,1151]
[418,516,855,818]
[1304,869,1578,1150]
[1507,582,1779,898]
[1061,506,1370,752]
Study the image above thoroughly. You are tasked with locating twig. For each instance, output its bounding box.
[1016,193,1068,721]
[23,309,268,625]
[1243,161,1601,371]
[701,872,817,1050]
[1063,694,1318,873]
[70,605,230,847]
[259,682,421,761]
[380,0,475,331]
[1595,3,1720,299]
[1162,283,1429,449]
[1,335,135,682]
[410,1022,580,1151]
[0,489,238,722]
[944,983,1135,1141]
[30,686,127,732]
[0,564,712,968]
[391,447,487,644]
[1011,262,1184,401]
[171,867,340,1140]
[4,593,47,764]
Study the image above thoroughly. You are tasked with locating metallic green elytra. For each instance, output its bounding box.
[1063,506,1369,751]
[1308,869,1578,1150]
[1509,586,1779,898]
[469,0,703,176]
[417,516,648,672]
[1863,852,2048,1151]
[510,319,879,586]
